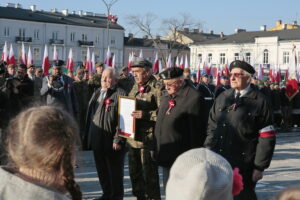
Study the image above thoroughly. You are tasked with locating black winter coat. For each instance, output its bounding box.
[154,82,206,167]
[204,87,276,172]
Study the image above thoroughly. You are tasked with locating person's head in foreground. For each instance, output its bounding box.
[229,60,255,91]
[274,186,300,200]
[2,106,82,200]
[166,148,243,200]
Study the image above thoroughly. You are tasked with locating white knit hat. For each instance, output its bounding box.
[166,148,233,200]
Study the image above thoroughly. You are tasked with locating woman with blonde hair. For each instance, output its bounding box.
[0,106,82,200]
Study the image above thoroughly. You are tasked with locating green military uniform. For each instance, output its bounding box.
[74,79,89,140]
[127,60,162,199]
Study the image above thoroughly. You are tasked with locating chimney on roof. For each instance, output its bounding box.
[220,32,224,38]
[276,20,282,26]
[78,10,83,16]
[282,23,288,30]
[183,28,189,33]
[62,9,68,16]
[292,20,298,25]
[51,8,57,13]
[128,33,134,38]
[235,28,246,33]
[30,5,36,12]
[193,29,199,33]
[15,3,22,8]
[260,25,267,31]
[210,30,214,35]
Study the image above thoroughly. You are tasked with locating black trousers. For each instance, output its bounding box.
[234,171,257,200]
[93,148,126,200]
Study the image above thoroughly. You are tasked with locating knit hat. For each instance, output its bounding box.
[166,148,233,200]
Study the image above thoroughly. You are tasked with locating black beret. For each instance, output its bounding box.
[131,57,152,68]
[52,60,64,67]
[229,60,255,75]
[18,64,27,70]
[159,67,183,80]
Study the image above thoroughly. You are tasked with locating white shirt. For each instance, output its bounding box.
[235,84,251,98]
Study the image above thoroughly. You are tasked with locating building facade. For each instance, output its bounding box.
[0,3,124,69]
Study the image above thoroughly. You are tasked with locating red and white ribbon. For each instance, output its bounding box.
[104,98,114,112]
[258,125,275,138]
[166,99,176,115]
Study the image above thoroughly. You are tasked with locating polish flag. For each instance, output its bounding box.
[85,47,91,72]
[1,42,8,63]
[104,46,112,67]
[112,53,116,68]
[215,65,221,86]
[53,45,58,61]
[257,64,264,81]
[66,48,74,72]
[128,52,133,72]
[184,54,189,69]
[158,59,163,72]
[179,55,184,69]
[175,56,179,68]
[153,52,159,73]
[285,45,299,100]
[91,51,96,72]
[20,42,27,65]
[197,60,202,83]
[42,45,50,76]
[8,44,16,65]
[27,46,33,66]
[167,54,172,68]
[139,49,143,58]
[223,60,230,76]
[275,67,281,83]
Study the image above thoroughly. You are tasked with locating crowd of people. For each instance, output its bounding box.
[0,58,299,200]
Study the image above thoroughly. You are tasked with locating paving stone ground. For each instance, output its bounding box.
[75,130,300,200]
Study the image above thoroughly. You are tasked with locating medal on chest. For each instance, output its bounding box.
[104,98,114,112]
[166,99,176,115]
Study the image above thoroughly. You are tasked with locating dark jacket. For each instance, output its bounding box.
[214,84,231,99]
[204,87,276,172]
[154,82,206,167]
[83,86,126,152]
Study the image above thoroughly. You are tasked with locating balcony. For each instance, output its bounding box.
[78,40,94,47]
[15,37,32,43]
[49,39,64,45]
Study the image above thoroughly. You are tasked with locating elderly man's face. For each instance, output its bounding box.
[163,78,183,95]
[101,70,115,90]
[230,68,251,91]
[132,67,150,85]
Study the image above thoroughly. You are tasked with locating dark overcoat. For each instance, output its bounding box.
[154,82,206,168]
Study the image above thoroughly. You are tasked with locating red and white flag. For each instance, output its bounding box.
[104,46,112,67]
[91,51,96,72]
[159,59,163,72]
[1,41,8,63]
[285,45,299,100]
[112,53,116,68]
[53,45,58,61]
[66,48,74,72]
[167,54,172,68]
[153,52,159,73]
[42,45,50,76]
[179,55,184,69]
[85,47,91,72]
[139,49,143,58]
[197,60,202,83]
[20,42,27,65]
[275,66,281,83]
[27,46,33,66]
[184,54,189,69]
[257,64,264,81]
[8,44,16,65]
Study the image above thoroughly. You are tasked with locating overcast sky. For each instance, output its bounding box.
[4,0,300,36]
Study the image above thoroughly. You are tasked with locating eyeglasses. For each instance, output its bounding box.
[229,73,246,78]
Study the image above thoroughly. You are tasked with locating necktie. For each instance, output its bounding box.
[235,92,241,103]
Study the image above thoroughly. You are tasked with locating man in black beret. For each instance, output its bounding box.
[127,57,162,200]
[204,60,276,200]
[41,60,78,117]
[154,67,206,189]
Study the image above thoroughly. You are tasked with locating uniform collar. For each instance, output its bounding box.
[235,84,251,97]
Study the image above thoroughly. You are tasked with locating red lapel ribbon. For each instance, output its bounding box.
[166,99,176,115]
[104,98,114,112]
[138,85,145,97]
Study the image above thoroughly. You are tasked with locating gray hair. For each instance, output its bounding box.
[103,67,116,78]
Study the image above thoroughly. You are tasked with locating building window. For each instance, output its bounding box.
[198,53,202,63]
[220,53,226,64]
[4,27,10,37]
[263,49,269,64]
[283,52,290,64]
[81,49,87,62]
[19,28,25,37]
[52,32,58,40]
[70,32,75,42]
[245,52,251,63]
[234,53,239,60]
[82,34,87,41]
[33,48,40,60]
[208,53,212,63]
[95,35,100,44]
[110,36,115,45]
[34,29,39,39]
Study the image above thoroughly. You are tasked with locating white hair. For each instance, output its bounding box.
[103,67,116,78]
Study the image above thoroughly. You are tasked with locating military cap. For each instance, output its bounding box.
[27,64,35,69]
[52,60,64,67]
[159,67,183,80]
[35,67,43,72]
[18,64,27,70]
[202,73,211,78]
[7,64,15,68]
[229,60,255,75]
[131,57,152,68]
[220,75,229,80]
[96,62,104,68]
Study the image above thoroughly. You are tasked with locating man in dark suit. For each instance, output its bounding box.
[204,60,276,200]
[40,60,78,117]
[154,67,206,188]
